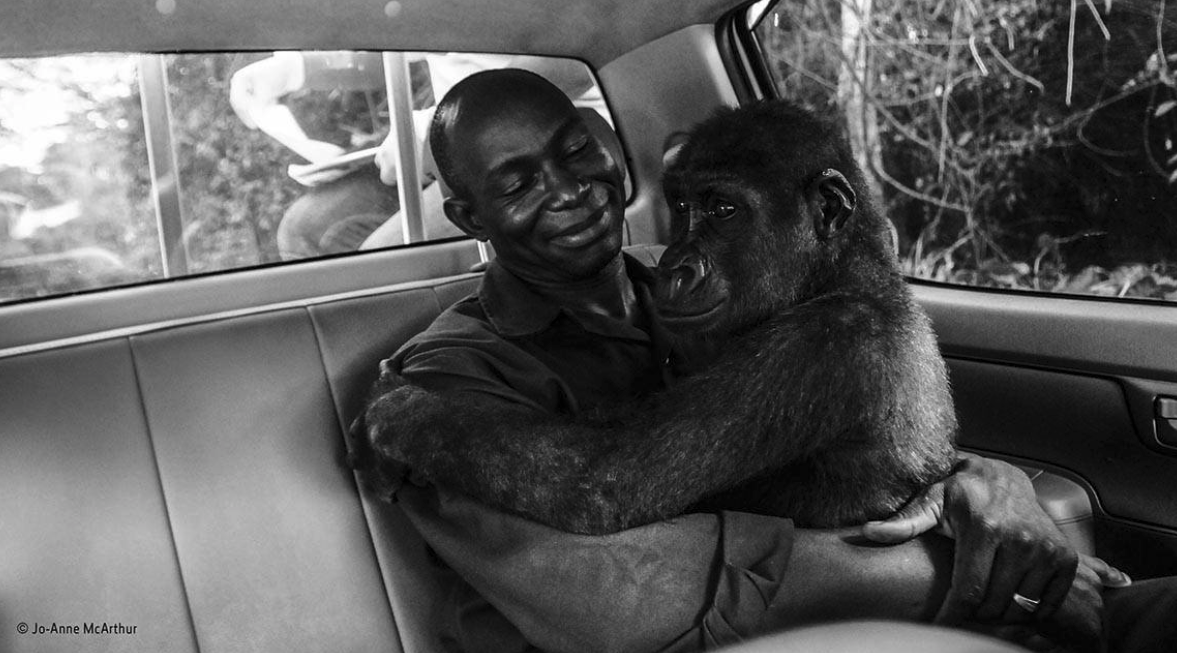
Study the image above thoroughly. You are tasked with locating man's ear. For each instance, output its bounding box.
[807,169,856,240]
[443,199,488,241]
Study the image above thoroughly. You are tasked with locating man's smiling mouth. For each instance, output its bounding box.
[551,205,612,248]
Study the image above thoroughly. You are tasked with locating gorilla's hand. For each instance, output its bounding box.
[345,373,424,502]
[345,412,409,503]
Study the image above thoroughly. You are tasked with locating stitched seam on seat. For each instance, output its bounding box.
[126,336,205,653]
[306,303,416,652]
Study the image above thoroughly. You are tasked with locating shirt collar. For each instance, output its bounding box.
[478,253,658,339]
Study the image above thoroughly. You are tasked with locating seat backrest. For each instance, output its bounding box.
[0,266,482,653]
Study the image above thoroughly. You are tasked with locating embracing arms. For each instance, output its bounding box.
[349,309,1123,647]
[353,295,950,533]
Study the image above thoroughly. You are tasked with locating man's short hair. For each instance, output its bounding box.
[428,94,466,199]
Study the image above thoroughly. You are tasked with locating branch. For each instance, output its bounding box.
[872,162,970,214]
[984,41,1045,93]
[1084,0,1112,40]
[1067,0,1078,106]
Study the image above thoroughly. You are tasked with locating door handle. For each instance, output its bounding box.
[1155,396,1177,448]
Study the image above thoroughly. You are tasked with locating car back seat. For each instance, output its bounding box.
[0,243,1091,653]
[1,263,485,652]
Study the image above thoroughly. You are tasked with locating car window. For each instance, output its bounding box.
[747,0,1176,302]
[0,51,613,305]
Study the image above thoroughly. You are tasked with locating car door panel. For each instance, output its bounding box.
[916,283,1177,578]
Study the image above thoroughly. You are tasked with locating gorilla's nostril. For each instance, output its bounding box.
[656,248,709,304]
[687,258,707,289]
[668,271,689,301]
[662,262,707,303]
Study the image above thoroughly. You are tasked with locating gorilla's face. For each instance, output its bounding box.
[656,161,818,339]
[654,104,861,339]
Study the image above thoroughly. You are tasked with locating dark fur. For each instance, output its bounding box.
[350,100,958,534]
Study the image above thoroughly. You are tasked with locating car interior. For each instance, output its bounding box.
[2,0,1176,651]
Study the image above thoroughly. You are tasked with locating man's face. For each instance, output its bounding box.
[450,92,626,284]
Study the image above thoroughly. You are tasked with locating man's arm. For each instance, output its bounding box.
[397,482,1105,653]
[782,525,1106,653]
[229,53,347,164]
[393,483,955,653]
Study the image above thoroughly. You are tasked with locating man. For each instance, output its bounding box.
[352,69,1153,652]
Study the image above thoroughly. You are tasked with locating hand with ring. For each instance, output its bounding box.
[863,455,1131,651]
[1012,592,1041,613]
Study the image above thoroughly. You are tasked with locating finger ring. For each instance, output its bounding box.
[1012,593,1041,613]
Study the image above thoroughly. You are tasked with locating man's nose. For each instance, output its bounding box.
[543,165,590,211]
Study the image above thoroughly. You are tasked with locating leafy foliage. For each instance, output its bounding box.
[0,55,158,301]
[167,53,299,272]
[0,52,397,301]
[757,0,1177,301]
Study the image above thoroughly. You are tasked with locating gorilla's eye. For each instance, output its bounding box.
[673,200,691,215]
[711,200,737,220]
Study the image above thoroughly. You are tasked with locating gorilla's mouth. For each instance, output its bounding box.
[656,298,727,329]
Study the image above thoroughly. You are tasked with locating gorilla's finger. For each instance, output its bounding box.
[1081,553,1131,588]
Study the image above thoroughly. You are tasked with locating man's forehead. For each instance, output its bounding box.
[453,94,581,168]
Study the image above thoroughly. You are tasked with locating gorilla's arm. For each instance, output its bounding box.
[357,293,938,534]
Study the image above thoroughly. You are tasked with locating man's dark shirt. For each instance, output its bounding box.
[382,254,797,652]
[387,254,673,414]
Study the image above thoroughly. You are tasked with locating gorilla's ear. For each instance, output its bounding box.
[807,169,856,241]
[661,131,690,171]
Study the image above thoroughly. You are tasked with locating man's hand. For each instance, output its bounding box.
[959,557,1116,653]
[860,455,1129,635]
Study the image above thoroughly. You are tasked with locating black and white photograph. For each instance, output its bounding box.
[2,0,1176,651]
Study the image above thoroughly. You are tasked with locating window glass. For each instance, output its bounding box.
[0,55,157,301]
[0,51,611,305]
[751,0,1177,302]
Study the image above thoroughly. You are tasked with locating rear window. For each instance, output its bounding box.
[0,52,612,305]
